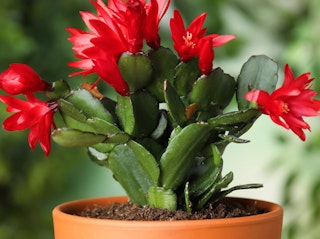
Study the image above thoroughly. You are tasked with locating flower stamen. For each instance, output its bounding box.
[282,102,290,113]
[47,100,59,112]
[183,32,196,48]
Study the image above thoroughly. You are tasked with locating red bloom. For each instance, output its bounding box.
[66,8,127,76]
[170,10,235,74]
[69,0,157,95]
[0,63,49,95]
[0,94,57,156]
[245,64,320,141]
[68,0,172,95]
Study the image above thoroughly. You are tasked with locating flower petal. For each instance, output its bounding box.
[245,64,320,141]
[211,34,236,47]
[198,39,213,75]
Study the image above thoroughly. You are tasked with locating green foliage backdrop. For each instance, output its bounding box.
[0,0,319,238]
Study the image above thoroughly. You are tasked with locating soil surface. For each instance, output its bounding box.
[77,198,266,221]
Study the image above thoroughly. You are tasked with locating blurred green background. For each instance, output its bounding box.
[0,0,320,238]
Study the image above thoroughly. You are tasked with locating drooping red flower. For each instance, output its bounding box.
[66,7,127,74]
[0,63,49,95]
[68,0,170,95]
[0,94,57,156]
[170,10,235,74]
[144,0,171,49]
[67,25,129,95]
[68,0,152,96]
[245,64,320,141]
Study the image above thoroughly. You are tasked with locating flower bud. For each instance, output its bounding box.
[0,63,48,95]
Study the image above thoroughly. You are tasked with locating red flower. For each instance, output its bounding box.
[66,8,127,75]
[69,0,157,95]
[245,64,320,141]
[0,94,57,156]
[170,10,235,74]
[0,63,49,95]
[144,0,171,49]
[68,0,172,95]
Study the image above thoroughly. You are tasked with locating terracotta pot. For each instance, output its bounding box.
[52,196,283,239]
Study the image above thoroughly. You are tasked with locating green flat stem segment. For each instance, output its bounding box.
[147,187,177,210]
[160,123,212,190]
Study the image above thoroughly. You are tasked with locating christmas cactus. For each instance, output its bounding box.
[1,0,320,212]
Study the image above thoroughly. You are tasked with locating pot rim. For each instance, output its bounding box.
[52,196,283,228]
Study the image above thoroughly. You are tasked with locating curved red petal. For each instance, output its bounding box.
[0,95,32,111]
[186,13,206,36]
[170,10,186,44]
[211,35,236,47]
[94,58,129,96]
[270,114,289,129]
[283,64,295,87]
[244,90,270,106]
[28,124,39,151]
[198,39,213,75]
[39,111,54,156]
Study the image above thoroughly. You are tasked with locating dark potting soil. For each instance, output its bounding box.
[77,198,266,221]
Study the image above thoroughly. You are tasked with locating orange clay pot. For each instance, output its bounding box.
[52,196,283,239]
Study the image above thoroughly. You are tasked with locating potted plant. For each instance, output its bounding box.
[0,0,319,238]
